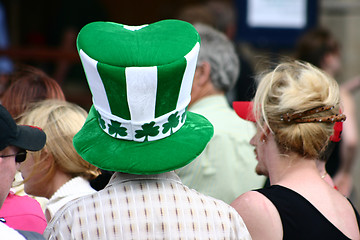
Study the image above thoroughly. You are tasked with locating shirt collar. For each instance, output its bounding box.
[106,171,182,188]
[189,94,228,112]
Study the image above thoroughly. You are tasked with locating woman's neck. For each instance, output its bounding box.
[45,171,72,199]
[268,153,319,186]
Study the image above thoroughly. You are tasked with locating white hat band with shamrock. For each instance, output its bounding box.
[79,42,200,142]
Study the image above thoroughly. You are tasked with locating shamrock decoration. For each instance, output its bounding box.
[162,112,179,135]
[108,120,127,137]
[99,117,106,129]
[95,110,107,129]
[181,110,187,123]
[135,121,159,142]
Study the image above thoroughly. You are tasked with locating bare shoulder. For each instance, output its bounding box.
[231,191,276,221]
[231,191,263,206]
[231,191,283,240]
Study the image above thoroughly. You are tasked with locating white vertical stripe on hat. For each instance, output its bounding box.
[126,66,158,122]
[177,42,200,109]
[79,50,111,113]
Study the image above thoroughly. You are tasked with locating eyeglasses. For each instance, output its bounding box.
[0,150,27,163]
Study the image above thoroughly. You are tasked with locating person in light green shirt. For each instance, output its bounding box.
[176,23,265,204]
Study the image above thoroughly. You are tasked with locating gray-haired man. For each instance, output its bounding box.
[176,23,265,204]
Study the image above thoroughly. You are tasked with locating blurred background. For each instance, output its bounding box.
[1,0,360,210]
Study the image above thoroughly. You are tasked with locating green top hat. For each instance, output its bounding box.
[74,19,213,174]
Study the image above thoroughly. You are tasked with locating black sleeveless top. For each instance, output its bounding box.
[256,185,360,240]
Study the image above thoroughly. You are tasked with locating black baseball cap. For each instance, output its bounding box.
[0,104,46,151]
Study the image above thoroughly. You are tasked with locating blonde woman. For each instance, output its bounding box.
[231,61,360,240]
[19,99,100,221]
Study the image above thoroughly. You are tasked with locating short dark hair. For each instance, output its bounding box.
[294,27,339,68]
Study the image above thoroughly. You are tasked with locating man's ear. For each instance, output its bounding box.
[195,61,211,86]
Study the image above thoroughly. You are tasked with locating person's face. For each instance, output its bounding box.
[323,52,342,77]
[250,125,269,177]
[0,146,21,207]
[20,151,49,197]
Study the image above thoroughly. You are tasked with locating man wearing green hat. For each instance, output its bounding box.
[44,20,251,239]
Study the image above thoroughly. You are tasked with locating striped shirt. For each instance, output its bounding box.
[44,172,251,240]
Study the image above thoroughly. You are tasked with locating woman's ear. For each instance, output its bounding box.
[40,148,53,169]
[260,124,272,142]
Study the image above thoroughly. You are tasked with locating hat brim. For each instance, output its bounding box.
[73,106,214,174]
[11,125,46,151]
[233,101,255,122]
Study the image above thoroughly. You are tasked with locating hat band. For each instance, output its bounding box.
[95,106,187,142]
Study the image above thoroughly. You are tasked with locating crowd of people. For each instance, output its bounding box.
[0,1,360,239]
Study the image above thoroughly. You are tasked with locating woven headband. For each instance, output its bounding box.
[280,106,346,123]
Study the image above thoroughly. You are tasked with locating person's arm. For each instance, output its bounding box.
[231,191,283,240]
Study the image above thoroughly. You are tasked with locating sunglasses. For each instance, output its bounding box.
[0,150,27,163]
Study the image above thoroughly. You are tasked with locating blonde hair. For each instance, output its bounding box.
[19,99,100,184]
[253,61,340,158]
